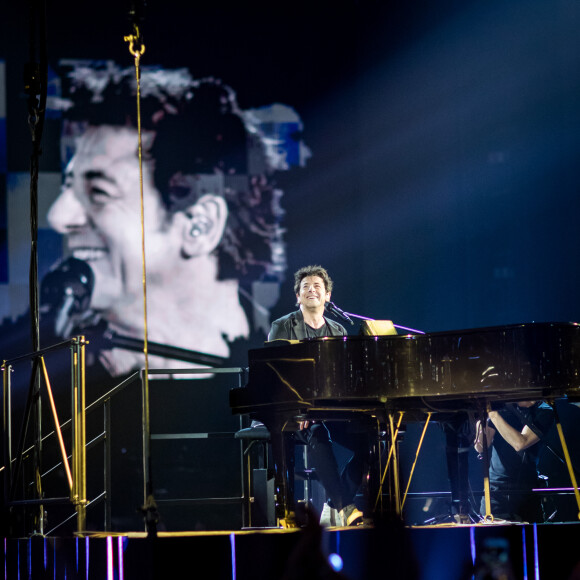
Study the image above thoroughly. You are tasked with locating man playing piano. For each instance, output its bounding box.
[268,265,368,526]
[474,400,554,523]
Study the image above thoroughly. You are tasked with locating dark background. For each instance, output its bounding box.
[2,0,580,528]
[2,0,578,332]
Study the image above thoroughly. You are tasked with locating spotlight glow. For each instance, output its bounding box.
[328,553,344,572]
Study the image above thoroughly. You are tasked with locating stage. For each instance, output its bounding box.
[4,521,580,579]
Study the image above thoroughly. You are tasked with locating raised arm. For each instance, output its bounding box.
[485,410,540,453]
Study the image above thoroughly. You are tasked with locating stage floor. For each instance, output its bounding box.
[4,520,580,580]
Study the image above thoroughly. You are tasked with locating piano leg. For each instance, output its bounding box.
[362,418,384,519]
[480,412,493,522]
[268,416,298,527]
[368,413,405,520]
[550,401,580,521]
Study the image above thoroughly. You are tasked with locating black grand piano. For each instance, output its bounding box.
[230,322,580,525]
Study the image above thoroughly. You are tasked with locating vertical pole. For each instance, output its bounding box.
[25,0,48,535]
[71,336,87,532]
[2,364,12,508]
[104,399,112,531]
[71,342,77,512]
[141,368,149,525]
[481,409,492,521]
[550,402,580,520]
[389,414,401,515]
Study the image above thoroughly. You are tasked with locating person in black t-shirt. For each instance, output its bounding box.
[474,400,554,522]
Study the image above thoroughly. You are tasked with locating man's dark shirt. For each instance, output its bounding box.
[268,309,346,341]
[488,401,554,489]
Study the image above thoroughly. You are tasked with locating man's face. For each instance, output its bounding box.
[296,275,330,310]
[48,125,181,326]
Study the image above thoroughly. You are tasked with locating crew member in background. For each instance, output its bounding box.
[474,400,554,522]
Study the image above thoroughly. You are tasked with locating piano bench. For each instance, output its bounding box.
[234,425,271,441]
[235,425,275,527]
[234,426,324,518]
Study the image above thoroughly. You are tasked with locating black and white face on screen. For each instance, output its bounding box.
[44,61,310,376]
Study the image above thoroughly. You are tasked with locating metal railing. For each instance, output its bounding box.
[2,336,88,535]
[2,356,246,536]
[141,367,245,534]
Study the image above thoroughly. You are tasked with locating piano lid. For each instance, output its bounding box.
[231,322,580,416]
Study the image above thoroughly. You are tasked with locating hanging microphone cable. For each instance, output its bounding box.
[124,6,147,377]
[124,1,159,537]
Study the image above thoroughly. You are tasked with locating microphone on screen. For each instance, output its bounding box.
[40,257,95,337]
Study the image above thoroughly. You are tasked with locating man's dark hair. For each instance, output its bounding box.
[293,265,334,295]
[54,61,307,287]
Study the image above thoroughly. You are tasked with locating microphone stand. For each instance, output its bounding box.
[326,301,425,334]
[103,330,227,367]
